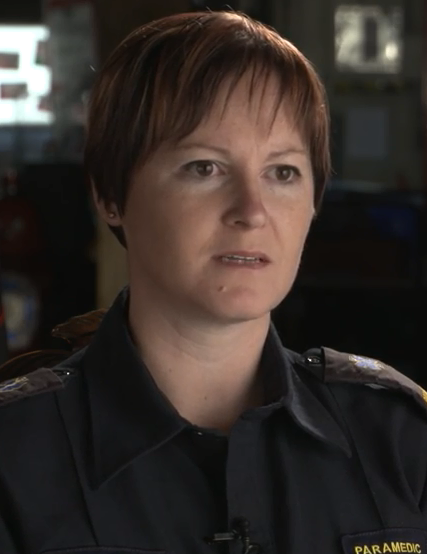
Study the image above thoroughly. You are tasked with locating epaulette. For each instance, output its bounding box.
[0,308,106,407]
[0,366,69,407]
[301,347,427,413]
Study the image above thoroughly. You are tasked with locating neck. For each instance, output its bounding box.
[127,288,270,432]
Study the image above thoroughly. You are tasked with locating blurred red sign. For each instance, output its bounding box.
[0,52,19,69]
[38,94,52,111]
[0,83,28,99]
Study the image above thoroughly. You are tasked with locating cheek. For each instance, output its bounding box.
[124,198,201,263]
[296,193,315,228]
[275,201,313,241]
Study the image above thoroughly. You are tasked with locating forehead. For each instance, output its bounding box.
[188,74,304,144]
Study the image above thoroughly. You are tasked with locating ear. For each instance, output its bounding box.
[90,179,122,227]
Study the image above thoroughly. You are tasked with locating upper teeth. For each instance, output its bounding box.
[223,255,260,261]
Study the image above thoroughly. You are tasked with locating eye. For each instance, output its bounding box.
[184,160,218,177]
[272,165,301,182]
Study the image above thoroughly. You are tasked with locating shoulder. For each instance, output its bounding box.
[295,347,427,504]
[0,348,86,490]
[0,307,106,410]
[0,349,89,534]
[296,346,427,471]
[298,346,427,417]
[0,347,85,414]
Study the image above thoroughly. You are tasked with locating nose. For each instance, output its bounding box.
[222,174,268,230]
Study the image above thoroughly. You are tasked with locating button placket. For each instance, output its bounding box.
[226,417,271,554]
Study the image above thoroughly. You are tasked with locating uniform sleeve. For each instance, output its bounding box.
[329,382,427,517]
[385,394,427,516]
[0,514,20,553]
[401,406,427,516]
[416,443,427,516]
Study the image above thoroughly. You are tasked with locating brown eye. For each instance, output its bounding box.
[188,161,215,177]
[276,166,298,181]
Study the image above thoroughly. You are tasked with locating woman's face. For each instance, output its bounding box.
[105,77,315,326]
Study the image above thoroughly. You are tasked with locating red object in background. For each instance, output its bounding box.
[0,170,44,257]
[0,52,19,69]
[0,83,28,100]
[38,94,52,112]
[0,169,50,355]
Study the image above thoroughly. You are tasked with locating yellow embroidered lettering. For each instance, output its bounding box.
[346,535,422,554]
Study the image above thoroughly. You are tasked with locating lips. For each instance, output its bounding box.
[215,251,271,263]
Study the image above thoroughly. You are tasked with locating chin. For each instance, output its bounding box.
[204,291,283,324]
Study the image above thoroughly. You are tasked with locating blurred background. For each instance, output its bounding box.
[0,0,425,383]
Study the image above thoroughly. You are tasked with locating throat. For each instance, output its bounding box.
[173,370,265,433]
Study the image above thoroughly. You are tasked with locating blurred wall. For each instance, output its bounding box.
[283,0,424,191]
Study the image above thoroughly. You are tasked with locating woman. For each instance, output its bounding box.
[0,10,426,554]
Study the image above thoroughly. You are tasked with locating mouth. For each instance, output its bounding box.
[214,251,271,266]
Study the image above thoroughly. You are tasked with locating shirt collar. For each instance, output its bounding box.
[82,289,187,489]
[261,327,351,457]
[82,289,350,489]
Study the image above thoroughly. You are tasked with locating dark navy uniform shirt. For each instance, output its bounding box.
[1,290,427,554]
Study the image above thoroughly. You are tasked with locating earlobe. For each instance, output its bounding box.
[90,178,122,226]
[99,204,122,226]
[105,209,122,226]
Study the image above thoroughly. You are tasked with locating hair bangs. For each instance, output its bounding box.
[141,27,320,153]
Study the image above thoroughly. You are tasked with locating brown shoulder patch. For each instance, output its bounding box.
[322,347,427,413]
[52,309,107,350]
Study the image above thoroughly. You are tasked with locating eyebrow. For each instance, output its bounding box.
[174,142,308,159]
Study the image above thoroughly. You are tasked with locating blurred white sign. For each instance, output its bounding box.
[335,5,403,74]
[0,26,52,125]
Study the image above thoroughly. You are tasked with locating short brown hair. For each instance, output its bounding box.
[85,11,331,246]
